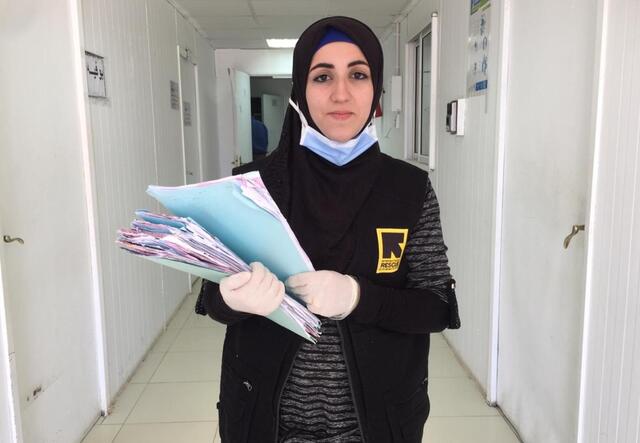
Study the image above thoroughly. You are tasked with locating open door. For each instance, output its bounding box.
[261,93,285,153]
[229,68,252,167]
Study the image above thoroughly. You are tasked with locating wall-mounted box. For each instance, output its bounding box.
[446,98,466,136]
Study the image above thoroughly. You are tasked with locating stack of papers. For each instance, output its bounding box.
[117,210,247,275]
[117,171,321,343]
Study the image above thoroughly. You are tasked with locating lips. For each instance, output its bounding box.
[328,111,354,121]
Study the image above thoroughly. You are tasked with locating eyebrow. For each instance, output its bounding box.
[309,60,370,72]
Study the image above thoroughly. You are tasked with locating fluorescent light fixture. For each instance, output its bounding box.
[272,75,292,79]
[266,38,298,48]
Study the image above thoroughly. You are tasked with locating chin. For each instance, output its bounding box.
[320,126,359,143]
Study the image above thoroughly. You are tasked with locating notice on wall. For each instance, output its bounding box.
[183,101,192,126]
[467,0,490,97]
[170,81,180,110]
[86,52,107,98]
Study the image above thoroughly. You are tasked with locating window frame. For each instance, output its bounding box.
[405,14,439,170]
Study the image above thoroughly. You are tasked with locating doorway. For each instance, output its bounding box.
[250,76,290,160]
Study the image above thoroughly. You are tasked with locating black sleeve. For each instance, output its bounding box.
[349,177,461,334]
[195,279,252,325]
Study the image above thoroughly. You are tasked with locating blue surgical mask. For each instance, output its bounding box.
[289,99,378,166]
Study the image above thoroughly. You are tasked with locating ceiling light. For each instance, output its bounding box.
[266,39,298,48]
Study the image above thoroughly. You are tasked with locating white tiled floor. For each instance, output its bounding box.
[82,284,521,443]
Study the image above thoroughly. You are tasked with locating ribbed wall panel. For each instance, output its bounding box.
[145,0,191,321]
[176,12,196,59]
[82,0,163,398]
[195,32,219,180]
[378,0,500,390]
[431,0,499,390]
[579,1,640,441]
[82,0,213,399]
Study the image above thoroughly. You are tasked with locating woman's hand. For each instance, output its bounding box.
[286,271,360,319]
[219,262,285,316]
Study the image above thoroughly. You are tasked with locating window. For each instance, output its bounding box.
[407,15,438,169]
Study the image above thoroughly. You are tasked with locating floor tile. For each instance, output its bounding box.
[423,416,520,443]
[126,382,218,423]
[431,332,448,348]
[149,328,180,354]
[102,384,146,425]
[169,326,225,353]
[81,424,121,443]
[113,422,216,443]
[129,353,164,384]
[429,377,500,417]
[183,310,227,329]
[166,303,191,330]
[151,351,221,383]
[82,296,523,443]
[429,346,468,378]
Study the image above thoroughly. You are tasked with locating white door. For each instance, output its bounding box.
[230,69,252,166]
[0,224,20,443]
[0,0,102,440]
[0,81,101,443]
[261,93,285,152]
[496,1,596,442]
[179,46,201,185]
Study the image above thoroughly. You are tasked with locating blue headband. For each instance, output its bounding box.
[316,27,355,50]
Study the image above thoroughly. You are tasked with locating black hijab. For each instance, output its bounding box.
[278,16,385,272]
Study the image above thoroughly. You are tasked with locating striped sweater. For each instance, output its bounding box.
[278,183,453,443]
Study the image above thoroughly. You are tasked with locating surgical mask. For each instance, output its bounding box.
[289,99,378,166]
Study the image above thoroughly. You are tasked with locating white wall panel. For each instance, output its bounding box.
[429,0,500,391]
[195,33,219,180]
[579,1,640,441]
[377,19,408,159]
[379,0,500,392]
[82,0,209,400]
[145,0,191,322]
[82,0,164,398]
[177,11,196,59]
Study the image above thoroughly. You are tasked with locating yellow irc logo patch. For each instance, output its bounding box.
[376,228,409,274]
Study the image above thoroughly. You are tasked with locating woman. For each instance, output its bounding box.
[196,16,460,443]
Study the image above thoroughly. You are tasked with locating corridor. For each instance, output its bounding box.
[81,281,520,443]
[2,0,640,442]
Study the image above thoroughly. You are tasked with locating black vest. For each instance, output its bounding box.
[218,150,432,443]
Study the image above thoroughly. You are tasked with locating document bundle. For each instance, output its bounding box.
[117,172,320,342]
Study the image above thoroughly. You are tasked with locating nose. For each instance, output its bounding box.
[330,76,351,103]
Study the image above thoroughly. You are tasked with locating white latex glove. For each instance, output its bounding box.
[219,262,285,316]
[286,271,360,319]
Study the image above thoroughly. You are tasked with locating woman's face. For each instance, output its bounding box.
[305,42,374,143]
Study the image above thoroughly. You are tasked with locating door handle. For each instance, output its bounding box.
[3,235,24,245]
[563,225,585,249]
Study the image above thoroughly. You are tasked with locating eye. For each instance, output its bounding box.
[352,71,369,80]
[312,74,331,83]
